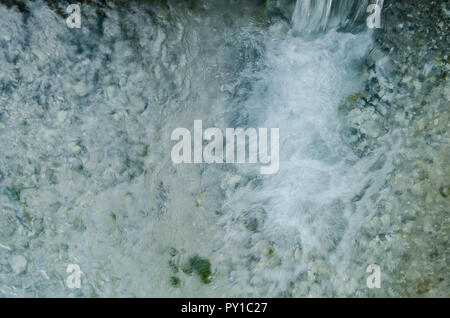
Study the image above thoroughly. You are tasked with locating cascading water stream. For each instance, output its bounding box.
[213,0,393,296]
[0,0,395,297]
[292,0,384,34]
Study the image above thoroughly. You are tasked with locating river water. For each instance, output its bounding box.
[0,0,397,297]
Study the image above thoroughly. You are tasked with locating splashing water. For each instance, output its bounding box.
[292,0,384,34]
[215,2,393,296]
[0,0,393,297]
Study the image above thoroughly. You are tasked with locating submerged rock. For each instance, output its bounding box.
[8,254,27,275]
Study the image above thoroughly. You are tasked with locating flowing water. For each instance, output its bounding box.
[0,0,396,297]
[292,0,384,34]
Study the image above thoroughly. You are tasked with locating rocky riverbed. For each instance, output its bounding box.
[347,0,449,297]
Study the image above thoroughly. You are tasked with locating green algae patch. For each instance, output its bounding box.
[170,276,181,288]
[168,259,179,274]
[439,185,449,198]
[348,92,361,103]
[183,255,212,284]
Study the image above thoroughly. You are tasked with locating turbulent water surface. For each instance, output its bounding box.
[0,0,447,297]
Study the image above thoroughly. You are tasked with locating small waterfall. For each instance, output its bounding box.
[292,0,384,34]
[0,0,394,297]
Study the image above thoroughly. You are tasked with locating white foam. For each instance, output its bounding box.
[0,0,394,297]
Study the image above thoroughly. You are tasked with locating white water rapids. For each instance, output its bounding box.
[0,0,394,297]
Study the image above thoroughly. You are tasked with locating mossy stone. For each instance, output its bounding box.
[184,255,212,284]
[170,276,180,288]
